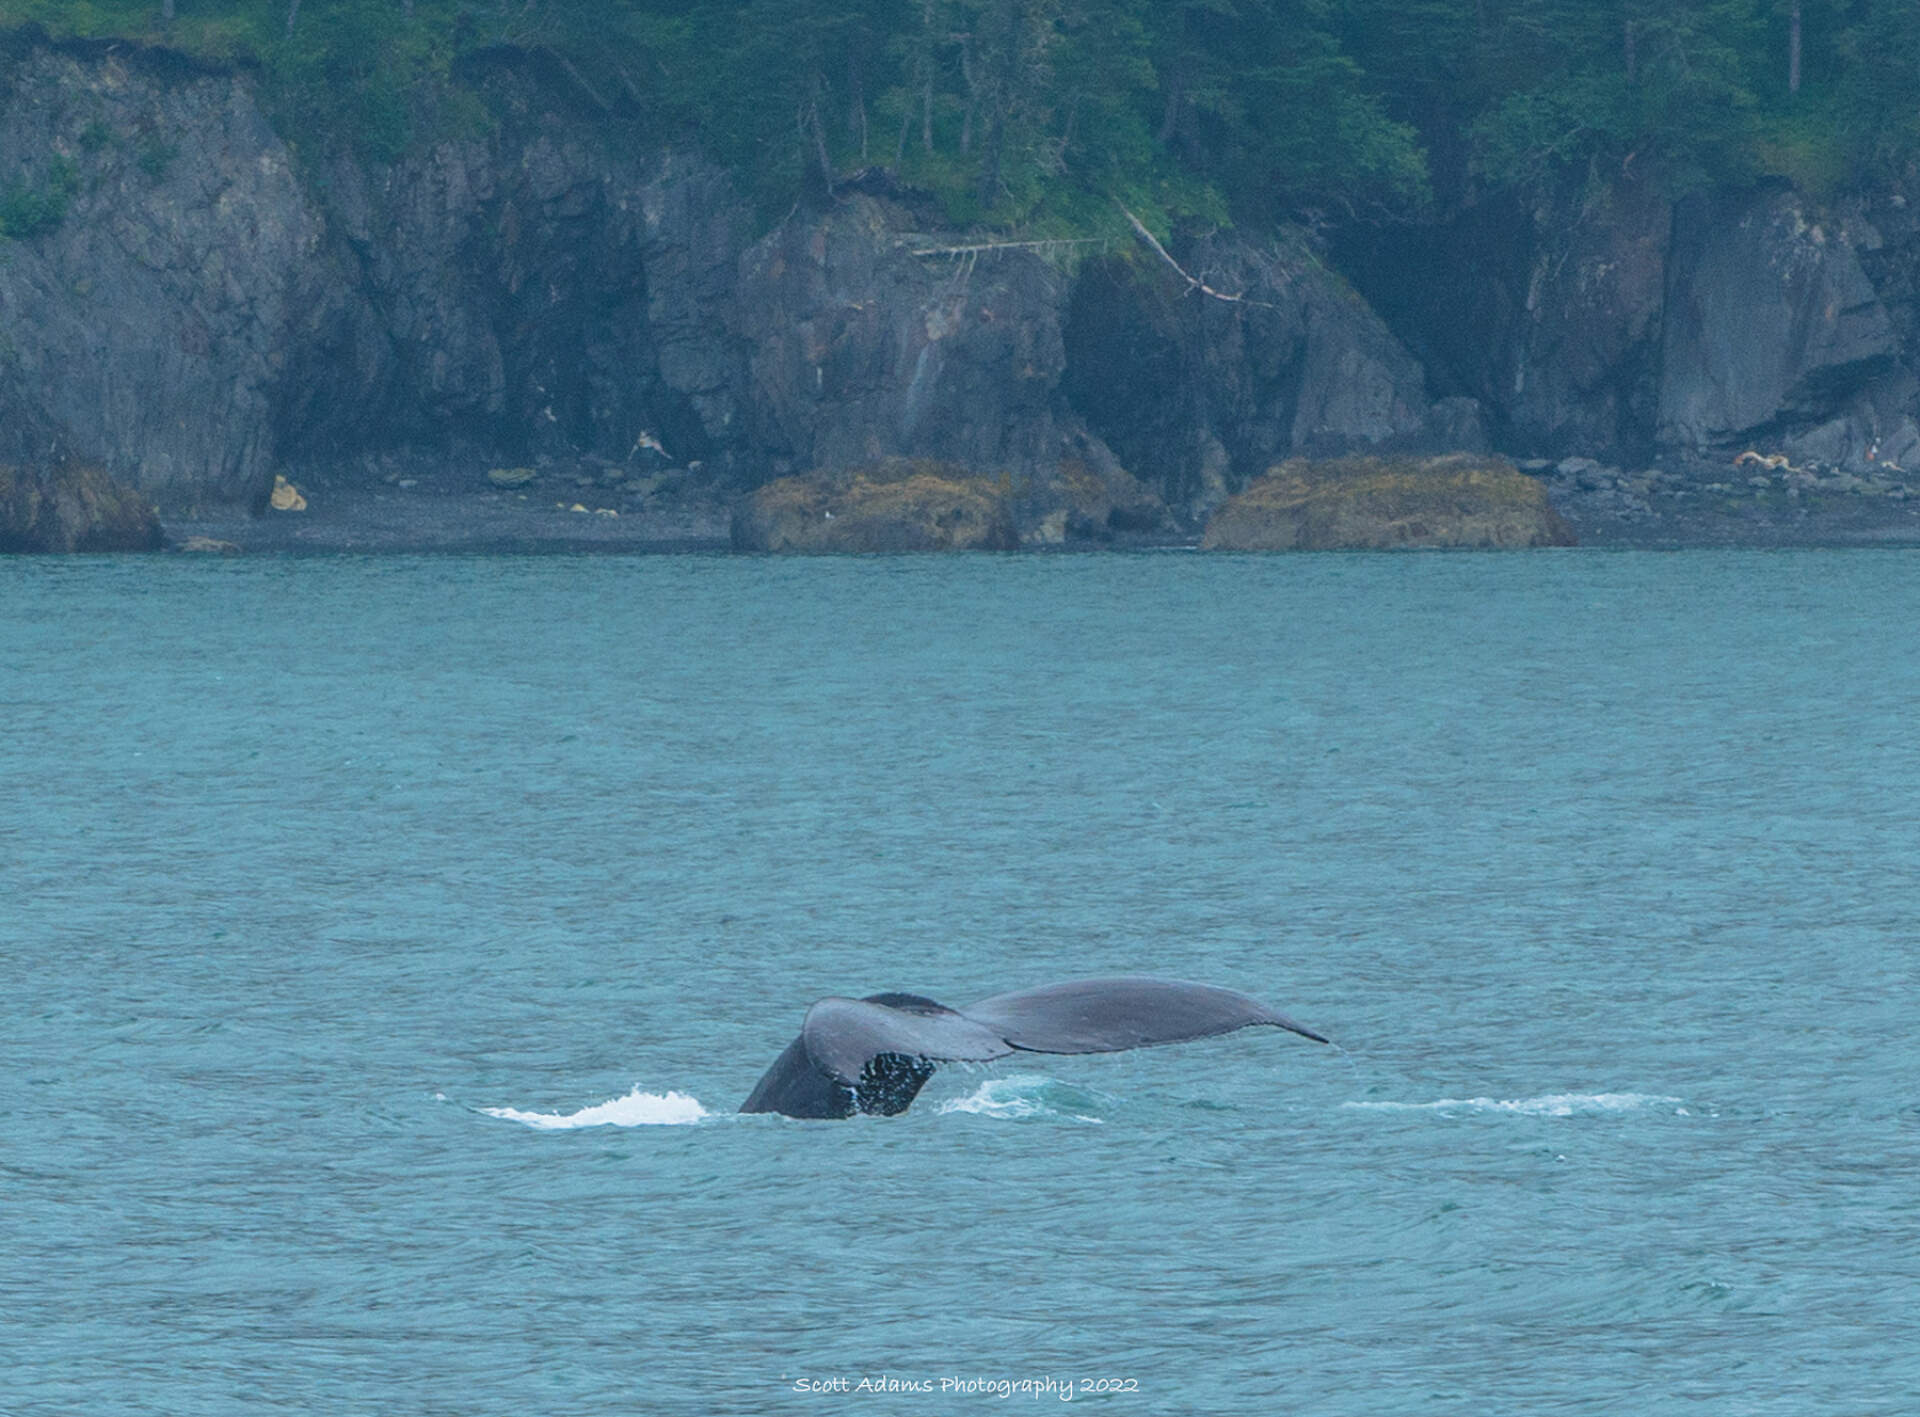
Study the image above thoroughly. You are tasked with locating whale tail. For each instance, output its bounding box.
[739,976,1328,1119]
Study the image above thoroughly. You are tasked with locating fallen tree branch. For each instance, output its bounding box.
[1115,202,1289,310]
[541,47,612,113]
[909,237,1109,257]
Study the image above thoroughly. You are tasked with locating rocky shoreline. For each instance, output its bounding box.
[144,453,1920,554]
[10,37,1920,558]
[158,459,733,555]
[1538,453,1920,548]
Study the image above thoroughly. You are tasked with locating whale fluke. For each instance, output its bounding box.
[738,976,1328,1119]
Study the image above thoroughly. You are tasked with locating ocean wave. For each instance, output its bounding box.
[1342,1092,1684,1118]
[483,1088,708,1128]
[937,1074,1107,1123]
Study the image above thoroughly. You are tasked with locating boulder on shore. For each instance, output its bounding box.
[1201,454,1575,550]
[732,460,1019,552]
[0,464,164,553]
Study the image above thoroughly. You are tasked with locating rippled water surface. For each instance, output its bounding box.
[4,551,1917,1415]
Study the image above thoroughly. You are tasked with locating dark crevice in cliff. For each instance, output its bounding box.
[1332,184,1677,466]
[1061,259,1222,518]
[1329,220,1510,406]
[1331,210,1529,453]
[1062,235,1489,524]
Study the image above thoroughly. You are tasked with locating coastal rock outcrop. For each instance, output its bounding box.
[1,37,1161,531]
[0,37,756,514]
[1339,177,1917,474]
[1064,231,1483,525]
[0,42,326,506]
[732,461,1017,552]
[1514,180,1671,458]
[1658,187,1897,448]
[1201,454,1574,550]
[9,32,1920,549]
[732,196,1165,538]
[0,462,163,552]
[1336,179,1670,462]
[302,100,752,477]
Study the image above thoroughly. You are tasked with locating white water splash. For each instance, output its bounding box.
[938,1074,1106,1123]
[484,1088,708,1129]
[1343,1092,1683,1118]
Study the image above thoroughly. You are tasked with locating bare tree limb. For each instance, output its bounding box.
[909,237,1107,257]
[543,48,611,113]
[1116,202,1266,305]
[614,63,646,108]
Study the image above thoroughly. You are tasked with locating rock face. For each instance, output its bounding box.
[0,42,325,505]
[1064,232,1483,525]
[0,37,1160,535]
[741,199,1047,473]
[1517,180,1671,457]
[302,97,752,476]
[1659,187,1897,447]
[732,461,1017,552]
[0,463,163,552]
[732,195,1164,540]
[1201,454,1574,550]
[1343,175,1920,474]
[10,33,1920,545]
[0,38,756,514]
[1336,179,1671,462]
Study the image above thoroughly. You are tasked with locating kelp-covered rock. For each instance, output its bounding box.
[732,460,1018,553]
[0,463,163,552]
[1201,454,1574,550]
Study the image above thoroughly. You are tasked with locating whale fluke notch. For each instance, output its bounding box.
[738,976,1328,1119]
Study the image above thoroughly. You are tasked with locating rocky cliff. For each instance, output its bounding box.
[1063,233,1484,525]
[5,31,1920,550]
[0,40,322,504]
[1,36,756,514]
[1340,171,1920,484]
[1659,187,1905,460]
[0,34,1475,543]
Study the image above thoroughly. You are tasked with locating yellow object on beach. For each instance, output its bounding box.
[269,475,307,512]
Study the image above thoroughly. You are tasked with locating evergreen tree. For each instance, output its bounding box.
[8,0,1920,227]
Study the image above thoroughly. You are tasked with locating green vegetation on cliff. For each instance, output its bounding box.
[0,150,75,236]
[4,2,1918,233]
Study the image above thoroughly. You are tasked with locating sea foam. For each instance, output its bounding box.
[484,1088,708,1128]
[938,1074,1106,1123]
[1342,1092,1683,1117]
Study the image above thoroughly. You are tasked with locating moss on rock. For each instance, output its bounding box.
[732,459,1018,553]
[0,463,163,553]
[1201,453,1575,551]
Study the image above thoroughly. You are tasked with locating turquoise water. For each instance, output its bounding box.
[4,551,1917,1415]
